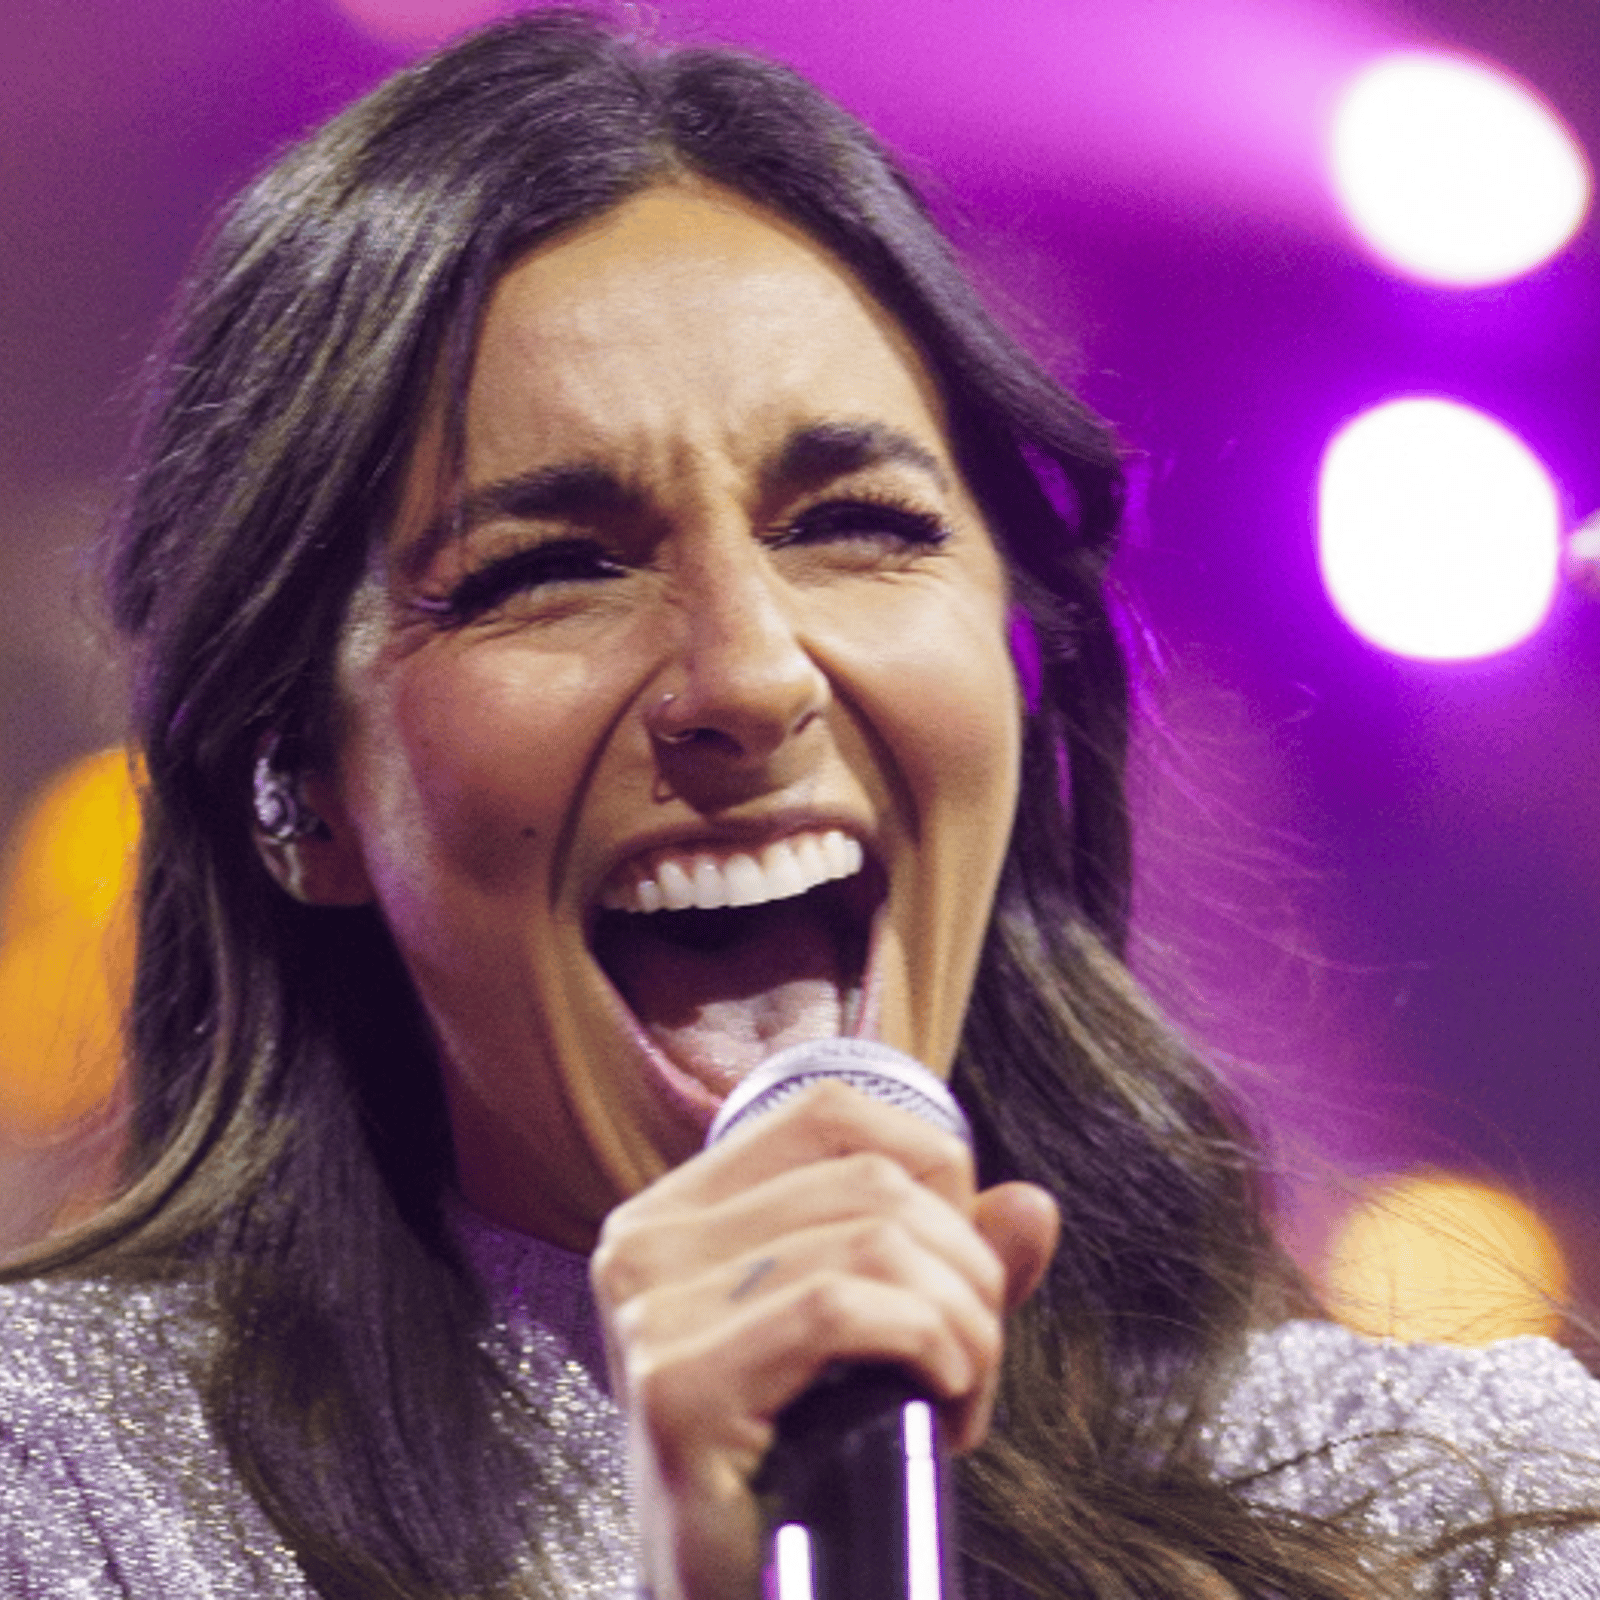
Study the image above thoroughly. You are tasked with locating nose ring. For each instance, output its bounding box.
[650,692,702,747]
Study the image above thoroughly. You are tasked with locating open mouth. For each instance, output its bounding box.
[591,830,884,1090]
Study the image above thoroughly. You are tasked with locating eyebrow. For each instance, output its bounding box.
[404,463,640,576]
[766,420,950,497]
[403,418,949,573]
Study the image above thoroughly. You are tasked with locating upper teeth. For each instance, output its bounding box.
[601,829,865,914]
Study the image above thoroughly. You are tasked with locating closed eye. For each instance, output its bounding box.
[416,538,627,626]
[766,496,950,555]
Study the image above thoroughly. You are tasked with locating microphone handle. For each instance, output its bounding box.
[756,1362,959,1600]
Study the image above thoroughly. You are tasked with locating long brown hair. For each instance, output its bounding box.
[7,12,1448,1597]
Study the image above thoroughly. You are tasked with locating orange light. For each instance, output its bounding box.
[1321,1171,1567,1345]
[0,749,139,1134]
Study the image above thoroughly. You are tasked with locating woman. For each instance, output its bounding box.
[4,12,1599,1599]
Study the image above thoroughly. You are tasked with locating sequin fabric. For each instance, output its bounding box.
[1206,1320,1600,1594]
[4,1218,1599,1596]
[0,1213,631,1599]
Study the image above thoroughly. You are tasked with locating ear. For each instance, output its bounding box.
[253,769,375,908]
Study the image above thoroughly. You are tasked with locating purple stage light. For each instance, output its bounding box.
[1567,512,1600,603]
[1329,52,1591,287]
[330,0,508,49]
[663,0,1389,230]
[1317,398,1561,661]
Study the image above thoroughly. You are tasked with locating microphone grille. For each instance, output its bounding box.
[706,1038,970,1147]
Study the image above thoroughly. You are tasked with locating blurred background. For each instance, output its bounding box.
[2,0,1596,1343]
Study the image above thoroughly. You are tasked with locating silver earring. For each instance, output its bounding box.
[252,739,330,842]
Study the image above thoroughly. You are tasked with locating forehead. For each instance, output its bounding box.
[452,183,952,483]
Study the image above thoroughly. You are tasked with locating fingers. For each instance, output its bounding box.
[594,1083,1055,1420]
[596,1143,1003,1314]
[973,1181,1061,1313]
[608,1207,1004,1417]
[946,1181,1061,1451]
[653,1076,979,1211]
[626,1268,996,1469]
[596,1181,1008,1459]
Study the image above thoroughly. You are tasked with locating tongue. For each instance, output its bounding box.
[600,902,847,1086]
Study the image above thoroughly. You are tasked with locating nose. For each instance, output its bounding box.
[644,538,829,776]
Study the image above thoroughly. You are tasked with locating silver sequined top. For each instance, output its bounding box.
[3,1212,1599,1597]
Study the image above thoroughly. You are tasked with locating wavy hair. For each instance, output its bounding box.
[14,12,1408,1597]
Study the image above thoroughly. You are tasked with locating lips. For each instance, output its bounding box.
[591,827,881,1091]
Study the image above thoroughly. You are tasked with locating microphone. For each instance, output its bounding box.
[706,1039,968,1600]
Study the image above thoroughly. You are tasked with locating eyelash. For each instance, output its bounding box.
[765,495,950,553]
[414,539,627,625]
[416,495,950,627]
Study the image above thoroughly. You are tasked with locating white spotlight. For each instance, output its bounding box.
[1330,52,1591,286]
[1318,398,1561,660]
[1565,511,1600,602]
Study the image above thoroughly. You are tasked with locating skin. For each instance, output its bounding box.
[270,182,1060,1599]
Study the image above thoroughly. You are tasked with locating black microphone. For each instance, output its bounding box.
[706,1039,968,1600]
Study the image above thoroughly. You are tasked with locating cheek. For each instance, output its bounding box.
[347,646,609,895]
[884,611,1021,832]
[849,599,1018,1073]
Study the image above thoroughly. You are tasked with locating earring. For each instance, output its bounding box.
[252,738,331,842]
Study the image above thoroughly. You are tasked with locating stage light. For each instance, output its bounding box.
[1318,398,1560,660]
[1322,1173,1566,1345]
[1329,52,1591,287]
[0,750,137,1135]
[1566,510,1600,602]
[330,0,508,50]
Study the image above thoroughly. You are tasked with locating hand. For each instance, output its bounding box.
[590,1079,1060,1600]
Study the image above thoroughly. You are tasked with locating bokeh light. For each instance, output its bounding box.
[1566,509,1600,601]
[1318,397,1561,660]
[0,749,138,1136]
[1330,52,1591,287]
[1322,1172,1567,1344]
[330,0,510,51]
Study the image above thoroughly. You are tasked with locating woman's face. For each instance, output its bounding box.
[314,185,1021,1246]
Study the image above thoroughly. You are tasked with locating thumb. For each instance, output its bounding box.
[973,1181,1060,1313]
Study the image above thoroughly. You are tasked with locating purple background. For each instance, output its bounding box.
[2,0,1596,1282]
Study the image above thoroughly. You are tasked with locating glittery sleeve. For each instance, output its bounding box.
[11,1244,1599,1598]
[1207,1320,1600,1595]
[0,1420,122,1597]
[0,1278,312,1598]
[0,1235,635,1600]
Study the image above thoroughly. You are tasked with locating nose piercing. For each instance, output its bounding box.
[650,692,702,746]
